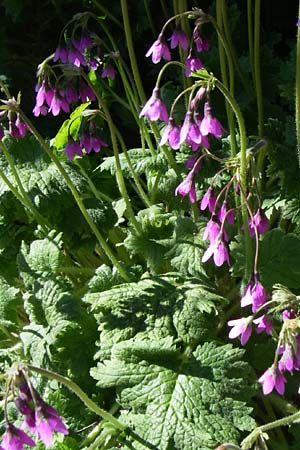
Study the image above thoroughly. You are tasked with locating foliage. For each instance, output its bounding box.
[0,2,300,450]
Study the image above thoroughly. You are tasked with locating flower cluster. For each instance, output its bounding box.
[1,369,68,450]
[32,16,115,159]
[0,103,29,141]
[33,78,96,117]
[146,23,208,78]
[64,120,108,160]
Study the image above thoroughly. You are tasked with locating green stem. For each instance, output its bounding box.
[18,111,131,282]
[295,2,300,170]
[89,0,124,28]
[241,410,300,450]
[254,0,263,137]
[82,74,142,234]
[0,140,49,231]
[120,0,146,104]
[213,78,252,278]
[144,0,157,36]
[27,364,127,431]
[247,0,255,84]
[114,128,152,207]
[216,1,237,158]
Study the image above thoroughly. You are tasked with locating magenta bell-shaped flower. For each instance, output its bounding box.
[145,34,171,64]
[200,102,223,139]
[1,423,35,450]
[139,87,168,122]
[240,272,266,312]
[64,137,83,160]
[34,398,68,448]
[202,235,230,267]
[160,117,181,149]
[175,170,196,203]
[228,316,252,346]
[184,52,204,77]
[169,28,189,50]
[258,365,286,396]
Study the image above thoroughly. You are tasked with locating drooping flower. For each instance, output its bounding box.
[1,423,35,450]
[14,397,36,432]
[190,86,206,110]
[200,102,223,138]
[202,215,221,243]
[179,110,202,147]
[139,87,168,122]
[169,28,189,50]
[8,114,28,139]
[202,235,230,266]
[258,365,286,395]
[253,314,272,335]
[184,52,204,77]
[145,34,171,64]
[240,272,266,312]
[48,90,70,116]
[0,127,4,140]
[101,64,116,80]
[228,316,252,345]
[34,397,68,448]
[249,208,269,237]
[200,186,217,213]
[160,117,181,149]
[64,138,83,160]
[193,28,209,52]
[80,132,108,154]
[175,171,196,203]
[53,46,69,63]
[278,343,295,373]
[218,200,235,224]
[68,45,87,67]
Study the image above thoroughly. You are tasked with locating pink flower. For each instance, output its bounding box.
[200,102,223,138]
[53,46,68,63]
[64,138,83,160]
[228,317,252,345]
[218,200,235,224]
[179,111,202,148]
[202,216,221,243]
[146,35,171,63]
[139,87,168,122]
[240,273,266,312]
[202,236,230,267]
[200,186,217,213]
[169,28,189,50]
[175,171,196,203]
[278,343,295,372]
[253,314,272,335]
[101,64,116,80]
[258,365,286,395]
[193,28,209,52]
[249,208,269,237]
[184,52,204,77]
[1,423,35,450]
[160,117,181,149]
[35,397,68,447]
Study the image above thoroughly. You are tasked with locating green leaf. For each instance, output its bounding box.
[259,229,300,289]
[54,103,90,150]
[167,217,207,278]
[124,205,175,271]
[86,275,225,361]
[92,340,255,450]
